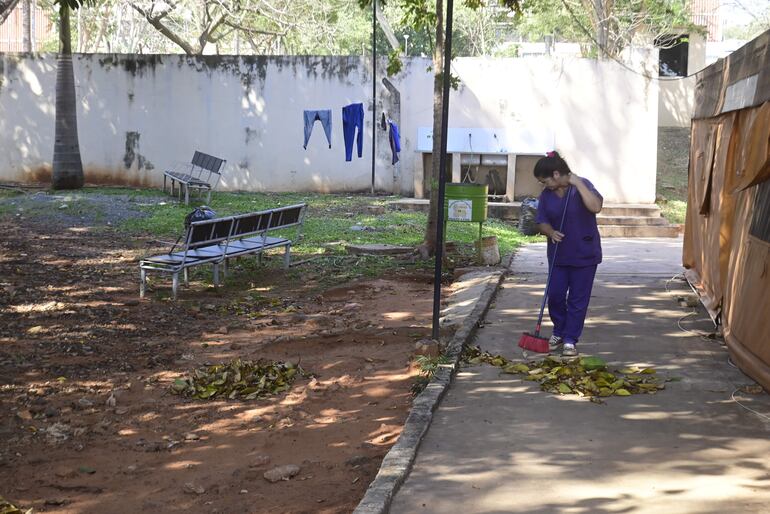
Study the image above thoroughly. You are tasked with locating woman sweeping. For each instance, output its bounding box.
[534,151,603,357]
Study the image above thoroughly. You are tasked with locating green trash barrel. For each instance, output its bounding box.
[444,183,488,222]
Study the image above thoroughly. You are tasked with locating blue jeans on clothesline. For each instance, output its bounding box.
[342,103,364,161]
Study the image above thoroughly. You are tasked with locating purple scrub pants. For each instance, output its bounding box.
[548,264,597,345]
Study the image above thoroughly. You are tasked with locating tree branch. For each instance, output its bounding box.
[223,19,286,37]
[130,3,197,54]
[0,0,21,25]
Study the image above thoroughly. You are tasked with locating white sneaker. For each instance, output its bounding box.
[562,343,578,357]
[548,335,563,352]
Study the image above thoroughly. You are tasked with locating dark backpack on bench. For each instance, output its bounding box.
[170,206,217,253]
[184,206,217,229]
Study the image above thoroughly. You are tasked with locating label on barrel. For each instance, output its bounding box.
[448,199,473,221]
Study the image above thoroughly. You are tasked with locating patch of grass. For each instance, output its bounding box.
[411,353,453,395]
[656,151,688,225]
[1,187,538,286]
[657,199,687,225]
[114,190,536,260]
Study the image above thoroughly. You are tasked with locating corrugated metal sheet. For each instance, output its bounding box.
[693,29,770,119]
[749,180,770,243]
[693,58,724,120]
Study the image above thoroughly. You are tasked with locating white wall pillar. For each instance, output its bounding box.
[414,152,425,199]
[505,154,517,202]
[451,153,461,183]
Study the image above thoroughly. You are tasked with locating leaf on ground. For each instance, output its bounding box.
[502,363,530,374]
[0,496,29,514]
[461,345,664,402]
[172,359,308,401]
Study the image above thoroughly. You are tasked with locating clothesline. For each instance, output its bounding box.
[303,103,400,165]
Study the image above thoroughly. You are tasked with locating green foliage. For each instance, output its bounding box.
[492,43,520,57]
[514,0,697,57]
[387,49,404,75]
[411,352,452,395]
[658,199,686,225]
[724,13,770,41]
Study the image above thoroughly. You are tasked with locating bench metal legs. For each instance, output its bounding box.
[139,269,183,300]
[183,268,189,286]
[213,264,220,286]
[140,269,147,298]
[283,246,291,269]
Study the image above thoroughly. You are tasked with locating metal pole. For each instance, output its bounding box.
[371,0,377,194]
[431,0,454,340]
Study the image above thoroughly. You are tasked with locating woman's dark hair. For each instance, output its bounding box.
[533,151,572,179]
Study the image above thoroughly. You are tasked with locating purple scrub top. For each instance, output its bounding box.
[535,178,603,267]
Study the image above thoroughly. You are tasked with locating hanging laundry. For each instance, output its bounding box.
[388,120,401,165]
[380,112,387,131]
[303,109,332,149]
[342,103,364,162]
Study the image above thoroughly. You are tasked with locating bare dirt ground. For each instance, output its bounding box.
[0,202,445,513]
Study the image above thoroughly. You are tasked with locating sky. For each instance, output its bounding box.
[721,0,770,28]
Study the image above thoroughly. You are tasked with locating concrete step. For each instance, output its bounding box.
[599,224,680,238]
[388,199,678,238]
[597,215,668,226]
[601,204,662,217]
[389,199,664,220]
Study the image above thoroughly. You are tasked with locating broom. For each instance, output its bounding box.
[518,186,572,353]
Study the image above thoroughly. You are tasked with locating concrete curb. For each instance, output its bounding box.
[352,264,508,514]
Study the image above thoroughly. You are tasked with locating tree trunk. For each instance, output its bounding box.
[52,3,84,190]
[420,0,446,258]
[593,0,609,58]
[21,0,30,51]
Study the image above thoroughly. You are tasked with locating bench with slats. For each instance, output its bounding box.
[139,203,306,299]
[163,151,226,205]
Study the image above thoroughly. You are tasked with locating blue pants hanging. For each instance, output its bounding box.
[388,120,401,165]
[342,103,364,161]
[303,109,332,149]
[547,264,598,345]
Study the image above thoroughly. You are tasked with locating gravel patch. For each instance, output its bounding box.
[0,191,169,228]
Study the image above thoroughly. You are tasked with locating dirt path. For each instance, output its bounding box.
[0,214,443,513]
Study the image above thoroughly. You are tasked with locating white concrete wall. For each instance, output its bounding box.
[402,54,659,203]
[659,33,706,127]
[0,54,398,193]
[0,52,659,203]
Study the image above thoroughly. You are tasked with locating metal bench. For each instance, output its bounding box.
[139,203,306,299]
[163,151,226,205]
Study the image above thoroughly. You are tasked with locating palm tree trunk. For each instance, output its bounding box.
[52,3,84,190]
[22,0,31,52]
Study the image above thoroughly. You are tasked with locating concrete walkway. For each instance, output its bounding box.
[391,238,770,514]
